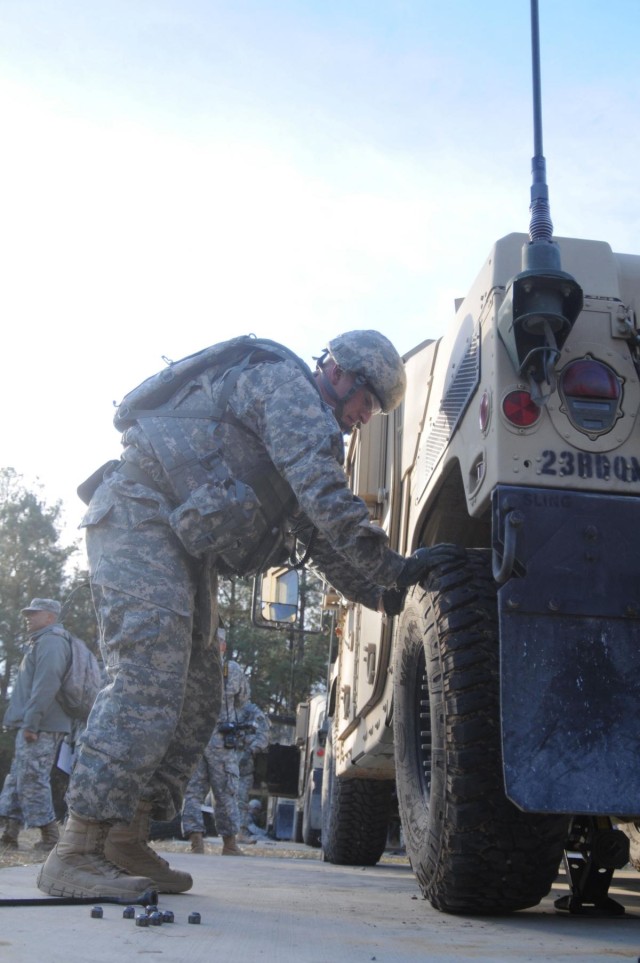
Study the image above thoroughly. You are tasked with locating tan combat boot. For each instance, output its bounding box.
[105,801,193,893]
[33,820,60,852]
[189,832,205,854]
[36,810,156,901]
[1,818,20,849]
[222,834,245,855]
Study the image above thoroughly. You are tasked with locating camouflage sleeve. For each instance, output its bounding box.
[307,530,382,611]
[232,361,405,588]
[227,660,251,712]
[23,633,70,732]
[238,673,250,711]
[249,710,271,753]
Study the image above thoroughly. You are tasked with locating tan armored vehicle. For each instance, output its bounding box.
[319,0,640,916]
[258,0,640,916]
[321,229,640,915]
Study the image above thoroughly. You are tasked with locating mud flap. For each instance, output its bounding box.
[494,485,640,815]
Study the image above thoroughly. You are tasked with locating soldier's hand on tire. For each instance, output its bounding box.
[396,545,456,588]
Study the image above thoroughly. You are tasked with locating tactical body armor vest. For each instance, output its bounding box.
[113,336,319,576]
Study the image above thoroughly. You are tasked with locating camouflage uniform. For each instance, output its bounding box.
[181,659,249,837]
[0,620,72,829]
[235,702,271,833]
[0,731,63,829]
[68,346,404,825]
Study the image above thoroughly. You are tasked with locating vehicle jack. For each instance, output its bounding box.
[555,816,630,916]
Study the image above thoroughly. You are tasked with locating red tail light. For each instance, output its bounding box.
[502,390,541,427]
[561,359,620,399]
[560,357,622,434]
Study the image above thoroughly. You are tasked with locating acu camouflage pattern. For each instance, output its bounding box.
[235,702,270,831]
[181,659,249,837]
[327,329,407,413]
[67,581,223,823]
[181,745,239,838]
[0,730,63,828]
[217,658,251,726]
[118,352,405,588]
[71,343,403,825]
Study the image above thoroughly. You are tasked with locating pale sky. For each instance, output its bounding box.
[1,0,639,554]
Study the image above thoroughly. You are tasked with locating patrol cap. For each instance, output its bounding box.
[327,330,407,413]
[21,598,62,616]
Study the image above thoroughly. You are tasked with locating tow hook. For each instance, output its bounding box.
[492,509,524,584]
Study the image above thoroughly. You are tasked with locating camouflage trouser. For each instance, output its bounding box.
[0,729,63,828]
[182,743,240,838]
[68,477,223,824]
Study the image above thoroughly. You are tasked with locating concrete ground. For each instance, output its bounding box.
[2,835,640,962]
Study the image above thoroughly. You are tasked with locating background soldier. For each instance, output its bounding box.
[245,797,267,838]
[182,628,250,855]
[236,701,270,844]
[38,330,443,901]
[0,599,73,853]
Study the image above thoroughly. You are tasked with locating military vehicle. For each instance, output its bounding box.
[256,0,640,915]
[293,693,328,847]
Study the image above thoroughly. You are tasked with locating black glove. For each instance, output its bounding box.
[381,587,406,616]
[396,545,455,589]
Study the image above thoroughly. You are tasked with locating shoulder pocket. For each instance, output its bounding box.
[80,487,115,529]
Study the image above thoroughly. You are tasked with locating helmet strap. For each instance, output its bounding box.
[315,364,360,432]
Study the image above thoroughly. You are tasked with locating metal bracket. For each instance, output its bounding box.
[492,509,524,584]
[554,817,629,916]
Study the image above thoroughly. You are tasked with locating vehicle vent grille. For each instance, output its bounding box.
[416,329,480,502]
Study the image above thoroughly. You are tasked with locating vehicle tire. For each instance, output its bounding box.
[321,719,393,865]
[302,778,321,848]
[393,547,569,914]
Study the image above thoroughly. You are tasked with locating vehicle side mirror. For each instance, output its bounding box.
[252,566,300,628]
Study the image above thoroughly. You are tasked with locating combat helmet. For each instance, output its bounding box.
[327,330,406,413]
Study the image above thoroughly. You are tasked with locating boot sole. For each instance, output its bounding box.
[152,880,193,894]
[36,863,156,902]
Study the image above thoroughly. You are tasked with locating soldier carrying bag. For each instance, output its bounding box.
[51,627,103,721]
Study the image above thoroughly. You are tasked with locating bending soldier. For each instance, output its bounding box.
[38,330,443,900]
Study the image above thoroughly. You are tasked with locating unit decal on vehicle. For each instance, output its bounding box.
[538,449,640,483]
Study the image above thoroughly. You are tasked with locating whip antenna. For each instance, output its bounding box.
[496,0,583,385]
[528,0,553,244]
